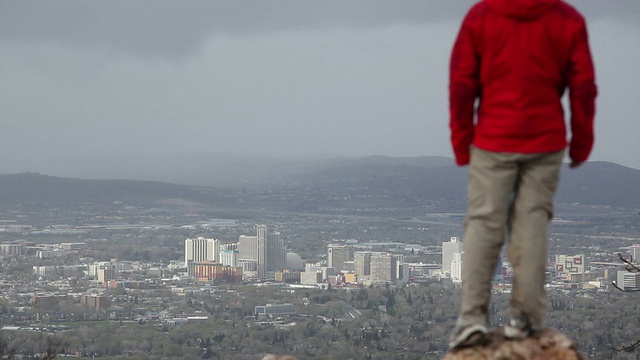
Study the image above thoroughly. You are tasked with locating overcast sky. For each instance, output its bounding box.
[1,0,639,178]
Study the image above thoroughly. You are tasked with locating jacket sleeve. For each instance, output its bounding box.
[449,11,480,166]
[568,19,597,163]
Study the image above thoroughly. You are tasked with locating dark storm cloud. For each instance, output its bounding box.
[6,0,633,59]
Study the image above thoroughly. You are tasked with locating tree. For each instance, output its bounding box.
[611,253,640,352]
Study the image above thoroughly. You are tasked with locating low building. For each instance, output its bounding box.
[31,293,67,306]
[275,270,300,283]
[193,261,242,282]
[617,271,640,291]
[300,271,323,285]
[255,303,296,317]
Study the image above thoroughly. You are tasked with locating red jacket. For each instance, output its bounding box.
[449,0,597,166]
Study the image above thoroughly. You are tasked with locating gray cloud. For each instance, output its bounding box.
[0,1,476,58]
[0,0,638,180]
[2,0,633,59]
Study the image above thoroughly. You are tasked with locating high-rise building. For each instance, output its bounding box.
[185,237,220,276]
[451,252,463,283]
[260,225,286,272]
[238,235,258,261]
[630,244,640,263]
[397,262,410,285]
[555,254,586,276]
[219,243,239,267]
[237,225,286,279]
[354,251,372,276]
[220,249,239,267]
[370,253,397,283]
[0,243,24,255]
[328,244,353,272]
[97,267,116,283]
[257,226,267,278]
[442,237,462,275]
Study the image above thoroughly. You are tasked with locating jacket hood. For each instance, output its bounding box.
[484,0,559,20]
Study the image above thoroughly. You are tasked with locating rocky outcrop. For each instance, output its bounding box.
[443,328,583,360]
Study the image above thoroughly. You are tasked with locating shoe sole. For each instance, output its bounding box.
[449,324,488,350]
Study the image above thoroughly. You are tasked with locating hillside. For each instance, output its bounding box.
[0,172,229,206]
[286,159,640,208]
[0,158,637,211]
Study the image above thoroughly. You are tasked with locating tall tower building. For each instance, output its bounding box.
[256,224,286,278]
[238,234,258,277]
[442,237,462,275]
[238,235,258,261]
[451,252,463,283]
[185,237,219,276]
[354,251,372,277]
[237,225,286,279]
[219,243,239,267]
[370,253,397,283]
[257,227,267,279]
[327,244,353,272]
[630,244,640,263]
[220,250,239,267]
[266,227,286,272]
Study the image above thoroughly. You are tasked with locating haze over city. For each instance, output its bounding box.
[1,0,639,180]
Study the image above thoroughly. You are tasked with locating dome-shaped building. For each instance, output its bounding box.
[286,252,305,271]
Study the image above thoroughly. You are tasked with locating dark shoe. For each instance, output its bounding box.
[448,324,488,350]
[504,316,533,339]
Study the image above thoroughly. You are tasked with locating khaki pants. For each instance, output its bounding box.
[457,147,564,330]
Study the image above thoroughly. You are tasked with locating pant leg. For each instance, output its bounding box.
[458,148,519,327]
[508,150,564,327]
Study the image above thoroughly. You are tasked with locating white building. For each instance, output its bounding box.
[555,254,586,276]
[630,244,640,263]
[300,270,323,285]
[405,262,440,277]
[88,262,116,278]
[617,271,640,291]
[185,237,220,276]
[451,252,463,283]
[442,237,462,276]
[33,266,58,277]
[238,235,258,262]
[0,243,24,256]
[185,237,219,264]
[220,249,239,267]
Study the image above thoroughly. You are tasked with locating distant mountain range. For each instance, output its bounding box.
[281,158,640,209]
[0,157,638,210]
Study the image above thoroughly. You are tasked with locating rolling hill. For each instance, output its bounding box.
[0,158,637,211]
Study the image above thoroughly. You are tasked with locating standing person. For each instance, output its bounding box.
[448,0,597,350]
